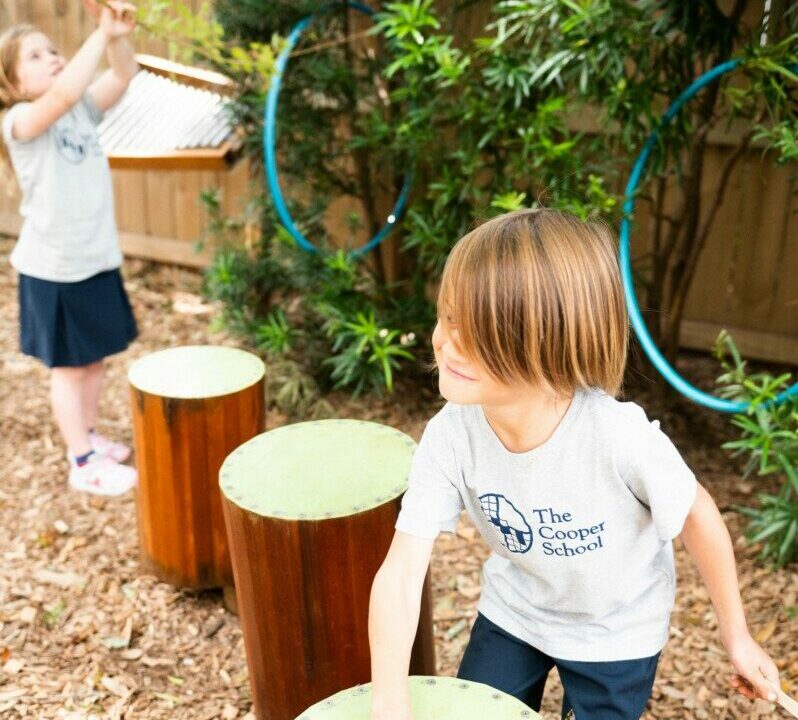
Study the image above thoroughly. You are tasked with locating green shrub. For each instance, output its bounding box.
[714,331,798,568]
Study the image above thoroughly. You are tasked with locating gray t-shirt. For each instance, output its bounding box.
[396,386,697,662]
[2,93,121,282]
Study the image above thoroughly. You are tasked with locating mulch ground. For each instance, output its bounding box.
[0,236,795,719]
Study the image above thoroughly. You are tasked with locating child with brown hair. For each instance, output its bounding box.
[368,209,781,719]
[1,1,139,495]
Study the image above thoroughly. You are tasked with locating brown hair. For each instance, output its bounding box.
[437,208,629,397]
[0,25,38,177]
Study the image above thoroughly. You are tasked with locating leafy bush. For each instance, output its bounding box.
[201,191,420,401]
[376,0,797,366]
[714,331,798,568]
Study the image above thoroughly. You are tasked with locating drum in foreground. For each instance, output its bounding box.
[295,676,541,719]
[221,419,436,720]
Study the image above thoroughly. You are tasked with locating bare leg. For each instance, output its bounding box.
[82,360,104,431]
[51,366,91,457]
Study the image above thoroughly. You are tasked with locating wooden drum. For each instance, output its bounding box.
[129,345,265,589]
[220,420,436,720]
[295,676,541,719]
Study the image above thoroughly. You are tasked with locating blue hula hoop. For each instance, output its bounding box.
[620,58,798,413]
[264,2,412,257]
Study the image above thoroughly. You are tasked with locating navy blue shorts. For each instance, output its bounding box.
[19,269,138,368]
[457,613,660,720]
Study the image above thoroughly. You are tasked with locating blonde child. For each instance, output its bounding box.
[369,209,781,719]
[1,1,140,496]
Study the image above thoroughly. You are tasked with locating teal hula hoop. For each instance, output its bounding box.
[620,58,798,413]
[264,2,412,256]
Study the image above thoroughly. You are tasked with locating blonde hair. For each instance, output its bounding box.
[0,25,38,178]
[437,208,629,397]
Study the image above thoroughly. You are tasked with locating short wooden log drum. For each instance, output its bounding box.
[129,345,265,589]
[220,420,437,720]
[295,676,541,720]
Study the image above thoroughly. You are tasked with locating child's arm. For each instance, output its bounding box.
[679,483,781,704]
[85,2,139,113]
[11,31,110,142]
[10,2,135,142]
[369,531,435,720]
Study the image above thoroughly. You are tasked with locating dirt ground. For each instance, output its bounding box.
[0,237,796,719]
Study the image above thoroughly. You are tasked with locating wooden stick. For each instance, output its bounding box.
[775,687,798,718]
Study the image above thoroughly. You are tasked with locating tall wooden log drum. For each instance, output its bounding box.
[129,345,265,589]
[220,419,436,720]
[295,676,541,720]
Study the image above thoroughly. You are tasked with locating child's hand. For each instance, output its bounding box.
[370,688,414,720]
[725,632,780,703]
[371,702,414,720]
[84,1,137,39]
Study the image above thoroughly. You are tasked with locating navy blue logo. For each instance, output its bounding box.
[55,128,89,163]
[479,493,533,554]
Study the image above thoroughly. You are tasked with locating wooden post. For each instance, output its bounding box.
[129,345,265,589]
[220,420,437,720]
[295,675,541,719]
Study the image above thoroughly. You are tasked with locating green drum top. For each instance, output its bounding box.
[295,676,540,719]
[220,420,417,520]
[128,345,265,399]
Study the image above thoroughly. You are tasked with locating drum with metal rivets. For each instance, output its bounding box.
[294,676,541,719]
[220,419,436,720]
[129,345,265,589]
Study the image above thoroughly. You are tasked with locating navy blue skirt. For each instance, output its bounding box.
[19,268,138,368]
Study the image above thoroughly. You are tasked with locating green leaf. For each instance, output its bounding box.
[777,520,797,564]
[748,517,790,543]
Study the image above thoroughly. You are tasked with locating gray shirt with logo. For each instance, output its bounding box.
[2,93,120,282]
[396,386,697,662]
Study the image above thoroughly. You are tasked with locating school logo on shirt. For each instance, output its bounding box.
[479,493,533,554]
[479,495,608,558]
[55,128,91,163]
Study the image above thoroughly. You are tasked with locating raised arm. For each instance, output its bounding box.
[10,2,137,142]
[88,2,139,113]
[10,30,110,142]
[369,530,435,720]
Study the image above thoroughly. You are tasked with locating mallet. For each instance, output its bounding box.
[773,684,798,718]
